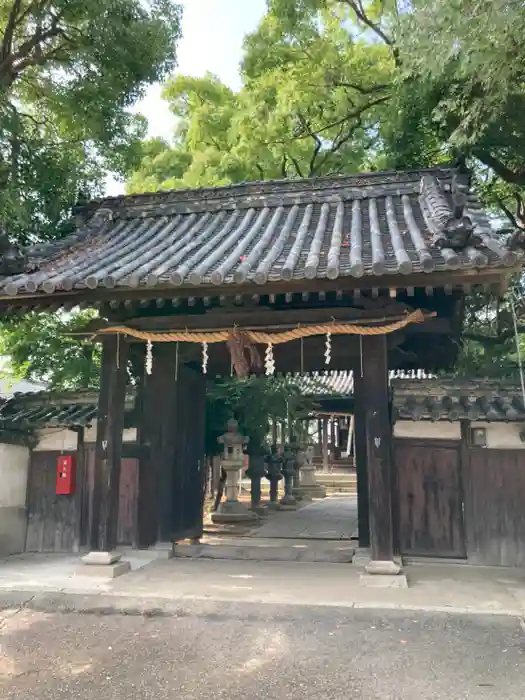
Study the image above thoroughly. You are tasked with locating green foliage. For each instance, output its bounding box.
[127,9,394,192]
[0,0,182,242]
[0,310,101,390]
[205,377,314,455]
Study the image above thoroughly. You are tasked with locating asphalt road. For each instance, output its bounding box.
[0,602,523,699]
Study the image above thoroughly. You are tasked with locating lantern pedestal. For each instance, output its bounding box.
[298,446,326,499]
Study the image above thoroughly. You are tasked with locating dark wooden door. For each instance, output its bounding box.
[25,451,79,552]
[171,366,206,542]
[82,444,139,548]
[395,438,466,558]
[464,448,525,567]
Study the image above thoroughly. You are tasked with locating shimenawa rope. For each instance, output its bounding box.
[94,309,430,345]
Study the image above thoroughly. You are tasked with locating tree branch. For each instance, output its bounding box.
[341,0,400,64]
[297,114,322,176]
[464,328,525,345]
[1,0,23,61]
[494,196,521,230]
[285,95,390,146]
[288,154,304,178]
[0,6,66,85]
[329,80,391,95]
[473,149,525,187]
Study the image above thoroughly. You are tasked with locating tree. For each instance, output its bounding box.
[0,0,182,242]
[0,309,101,389]
[127,14,394,193]
[205,376,314,455]
[0,1,182,388]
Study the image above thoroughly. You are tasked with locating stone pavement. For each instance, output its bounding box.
[0,496,524,618]
[1,555,525,618]
[248,496,358,540]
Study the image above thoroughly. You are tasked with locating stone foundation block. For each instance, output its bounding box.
[81,551,122,566]
[359,573,408,589]
[77,561,131,579]
[211,500,259,524]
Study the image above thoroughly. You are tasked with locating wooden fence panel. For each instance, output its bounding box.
[25,451,78,553]
[395,439,466,558]
[26,448,139,552]
[464,448,525,567]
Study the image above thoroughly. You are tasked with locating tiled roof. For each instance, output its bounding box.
[277,369,433,397]
[392,379,525,422]
[0,390,134,429]
[0,372,437,429]
[1,166,518,297]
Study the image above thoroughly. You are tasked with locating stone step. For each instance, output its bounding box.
[173,538,355,563]
[316,474,357,483]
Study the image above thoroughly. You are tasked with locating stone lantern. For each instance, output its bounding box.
[279,443,297,510]
[211,419,258,523]
[264,444,283,510]
[297,445,326,499]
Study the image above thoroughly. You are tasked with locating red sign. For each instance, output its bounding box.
[55,455,76,495]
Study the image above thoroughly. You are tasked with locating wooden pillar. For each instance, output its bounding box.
[73,427,85,553]
[322,417,329,472]
[361,334,398,572]
[352,369,370,548]
[90,335,128,553]
[138,347,206,546]
[138,343,178,546]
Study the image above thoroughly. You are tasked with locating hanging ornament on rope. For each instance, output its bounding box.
[145,340,153,375]
[202,341,208,374]
[324,331,332,365]
[265,343,275,376]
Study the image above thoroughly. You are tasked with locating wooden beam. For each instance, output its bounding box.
[362,334,395,564]
[90,335,129,552]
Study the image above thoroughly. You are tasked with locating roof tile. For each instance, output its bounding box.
[1,167,518,296]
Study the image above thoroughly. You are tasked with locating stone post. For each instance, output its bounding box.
[279,443,297,510]
[211,419,258,523]
[290,437,303,501]
[246,442,269,515]
[298,445,326,499]
[264,444,283,510]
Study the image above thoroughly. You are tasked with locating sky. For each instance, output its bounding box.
[134,0,266,141]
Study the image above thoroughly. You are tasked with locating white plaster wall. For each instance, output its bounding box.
[471,422,525,449]
[34,428,77,451]
[84,427,137,444]
[0,443,31,556]
[0,444,30,508]
[34,427,137,451]
[394,421,461,440]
